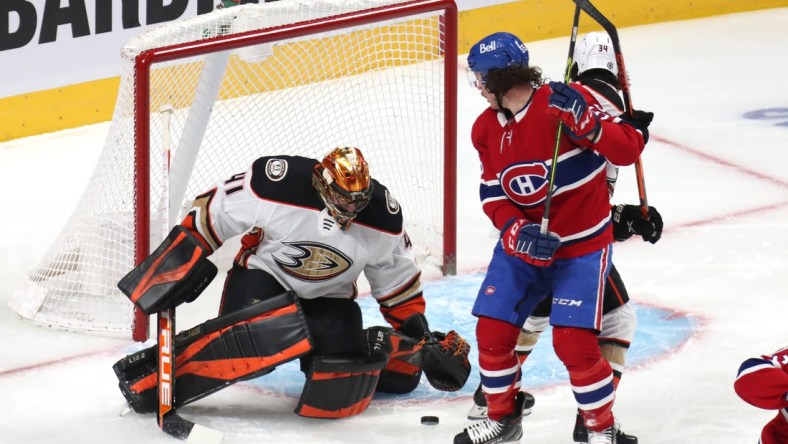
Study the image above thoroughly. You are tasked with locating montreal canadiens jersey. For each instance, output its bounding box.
[180,155,422,315]
[470,83,644,259]
[735,347,788,410]
[734,347,788,444]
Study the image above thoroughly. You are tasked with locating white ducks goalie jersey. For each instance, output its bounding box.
[182,155,422,308]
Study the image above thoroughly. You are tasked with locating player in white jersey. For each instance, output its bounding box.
[113,147,470,419]
[465,32,661,444]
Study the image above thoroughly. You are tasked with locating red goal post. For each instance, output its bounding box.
[10,0,457,341]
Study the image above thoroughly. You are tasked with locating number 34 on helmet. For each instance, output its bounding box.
[312,147,374,230]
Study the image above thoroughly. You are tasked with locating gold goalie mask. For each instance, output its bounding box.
[312,147,374,230]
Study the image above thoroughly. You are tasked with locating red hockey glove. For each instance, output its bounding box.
[547,81,600,141]
[501,218,561,266]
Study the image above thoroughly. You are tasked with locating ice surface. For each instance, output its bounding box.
[1,8,788,443]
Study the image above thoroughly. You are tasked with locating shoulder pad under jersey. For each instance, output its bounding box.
[249,155,323,209]
[354,179,403,235]
[581,78,625,113]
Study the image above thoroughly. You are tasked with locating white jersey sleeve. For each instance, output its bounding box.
[365,231,422,305]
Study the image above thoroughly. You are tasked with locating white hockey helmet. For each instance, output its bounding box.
[573,31,618,76]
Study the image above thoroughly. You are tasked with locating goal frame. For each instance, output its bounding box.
[131,0,458,341]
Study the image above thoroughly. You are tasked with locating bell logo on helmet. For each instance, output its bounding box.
[466,32,529,78]
[479,41,498,53]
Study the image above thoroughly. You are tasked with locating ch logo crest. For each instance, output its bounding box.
[499,162,550,207]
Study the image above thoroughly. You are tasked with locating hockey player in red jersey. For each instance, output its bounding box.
[465,31,660,444]
[734,346,788,444]
[453,32,651,444]
[113,147,470,420]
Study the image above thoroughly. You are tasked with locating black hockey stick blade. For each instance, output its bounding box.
[162,411,224,444]
[573,0,618,42]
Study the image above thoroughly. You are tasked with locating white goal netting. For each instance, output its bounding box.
[9,0,456,339]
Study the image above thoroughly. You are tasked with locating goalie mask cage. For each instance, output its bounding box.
[9,0,457,341]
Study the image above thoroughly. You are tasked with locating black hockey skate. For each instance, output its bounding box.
[573,410,638,444]
[467,383,535,420]
[455,391,527,444]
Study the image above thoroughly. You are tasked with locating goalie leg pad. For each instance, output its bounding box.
[114,291,312,413]
[372,327,423,394]
[118,225,218,315]
[295,353,388,418]
[298,297,366,374]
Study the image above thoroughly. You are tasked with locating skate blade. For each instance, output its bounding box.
[467,404,487,420]
[118,403,132,417]
[466,404,533,421]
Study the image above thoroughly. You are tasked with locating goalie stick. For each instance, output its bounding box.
[156,308,224,443]
[155,106,223,444]
[573,0,650,218]
[541,4,582,234]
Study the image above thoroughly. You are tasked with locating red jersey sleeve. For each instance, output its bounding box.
[572,84,645,167]
[734,347,788,410]
[471,110,526,230]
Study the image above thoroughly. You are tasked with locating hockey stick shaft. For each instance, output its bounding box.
[541,4,582,234]
[157,309,224,443]
[157,308,175,429]
[155,108,223,444]
[573,0,649,218]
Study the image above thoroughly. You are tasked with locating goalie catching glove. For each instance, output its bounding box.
[398,313,471,392]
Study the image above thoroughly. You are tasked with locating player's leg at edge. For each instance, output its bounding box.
[467,314,543,421]
[465,265,640,444]
[572,265,639,444]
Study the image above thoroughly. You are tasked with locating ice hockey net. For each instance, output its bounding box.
[9,0,457,341]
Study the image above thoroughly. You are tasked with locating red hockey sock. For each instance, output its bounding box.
[553,326,615,431]
[476,316,521,420]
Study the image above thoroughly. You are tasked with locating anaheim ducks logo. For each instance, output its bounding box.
[273,241,352,281]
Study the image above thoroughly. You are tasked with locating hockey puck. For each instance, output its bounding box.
[420,415,439,425]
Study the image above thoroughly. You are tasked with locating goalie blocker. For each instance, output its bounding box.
[118,225,218,314]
